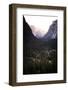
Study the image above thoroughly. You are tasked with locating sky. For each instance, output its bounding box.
[24,15,57,38]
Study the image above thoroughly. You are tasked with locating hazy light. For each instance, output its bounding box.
[24,15,57,38]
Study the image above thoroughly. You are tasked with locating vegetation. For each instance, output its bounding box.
[23,47,57,74]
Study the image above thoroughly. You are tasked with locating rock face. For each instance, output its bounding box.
[42,20,57,41]
[23,16,38,42]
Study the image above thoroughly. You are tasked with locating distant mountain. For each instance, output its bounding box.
[42,20,57,41]
[31,25,45,38]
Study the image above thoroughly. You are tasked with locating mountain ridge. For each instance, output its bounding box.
[41,20,57,41]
